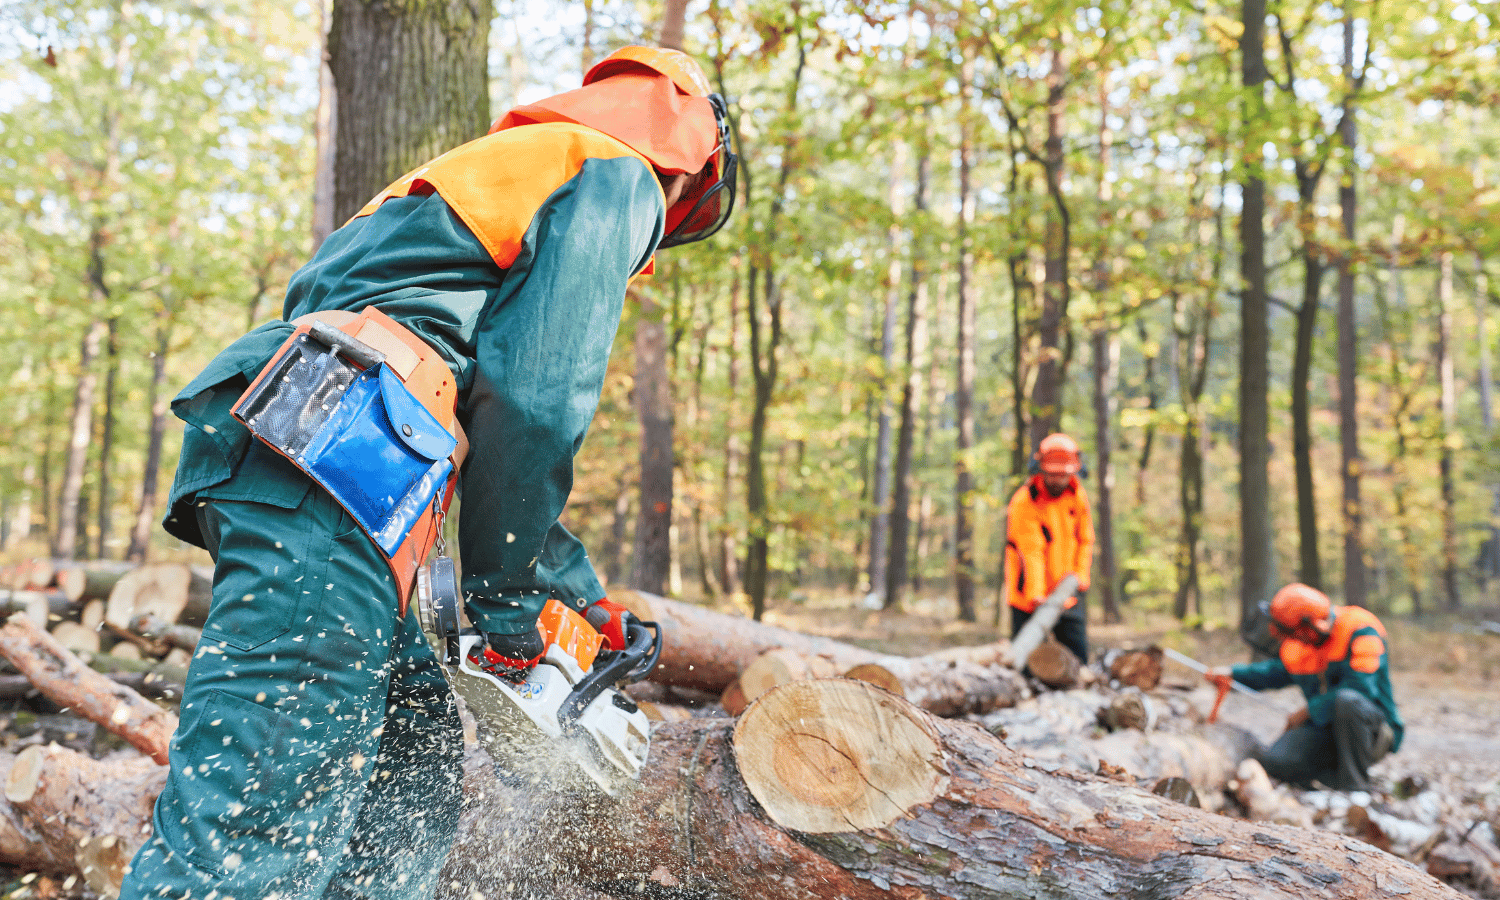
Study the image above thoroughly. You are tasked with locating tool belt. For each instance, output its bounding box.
[232,307,468,614]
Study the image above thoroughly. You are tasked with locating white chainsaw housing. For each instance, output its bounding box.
[449,633,651,797]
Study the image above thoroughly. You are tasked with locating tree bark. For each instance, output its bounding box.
[629,288,674,596]
[1028,46,1073,447]
[1337,8,1367,609]
[885,144,930,611]
[952,44,978,623]
[126,313,171,562]
[1006,573,1080,666]
[548,678,1466,900]
[0,613,175,763]
[866,140,906,604]
[1239,0,1276,633]
[1437,250,1460,610]
[0,745,165,895]
[327,0,492,223]
[53,319,104,561]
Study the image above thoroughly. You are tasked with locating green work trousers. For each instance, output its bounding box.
[119,444,464,900]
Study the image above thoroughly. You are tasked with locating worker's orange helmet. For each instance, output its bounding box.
[585,46,737,248]
[1264,583,1332,638]
[1035,433,1082,475]
[584,46,714,97]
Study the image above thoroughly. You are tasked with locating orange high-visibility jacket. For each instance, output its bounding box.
[1005,475,1094,612]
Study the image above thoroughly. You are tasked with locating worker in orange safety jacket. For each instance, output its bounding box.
[117,46,736,900]
[1004,433,1095,664]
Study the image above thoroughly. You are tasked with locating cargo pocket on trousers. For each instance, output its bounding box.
[195,443,315,651]
[177,690,295,874]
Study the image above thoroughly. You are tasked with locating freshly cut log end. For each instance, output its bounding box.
[4,746,44,804]
[841,662,904,696]
[1105,646,1165,690]
[738,648,839,704]
[1027,639,1081,688]
[733,677,949,833]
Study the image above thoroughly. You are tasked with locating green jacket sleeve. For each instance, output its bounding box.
[1231,657,1293,692]
[458,156,664,635]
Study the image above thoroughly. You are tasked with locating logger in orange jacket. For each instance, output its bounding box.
[1005,433,1095,664]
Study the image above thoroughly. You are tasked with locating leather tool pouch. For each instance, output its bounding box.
[233,320,458,560]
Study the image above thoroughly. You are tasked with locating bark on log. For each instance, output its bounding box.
[2,744,166,897]
[439,678,1468,900]
[1006,573,1079,666]
[616,591,1024,715]
[129,611,202,654]
[0,613,175,763]
[613,590,890,693]
[842,655,1027,717]
[1027,637,1082,688]
[103,563,212,631]
[0,752,77,874]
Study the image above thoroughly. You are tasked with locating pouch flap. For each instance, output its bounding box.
[379,365,457,462]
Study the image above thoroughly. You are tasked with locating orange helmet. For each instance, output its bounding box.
[1035,434,1082,475]
[584,46,713,97]
[1264,583,1332,639]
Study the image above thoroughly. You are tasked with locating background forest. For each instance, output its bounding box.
[0,0,1496,636]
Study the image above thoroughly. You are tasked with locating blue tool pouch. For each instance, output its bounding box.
[234,324,458,560]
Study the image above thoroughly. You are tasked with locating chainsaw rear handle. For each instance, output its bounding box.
[557,619,661,728]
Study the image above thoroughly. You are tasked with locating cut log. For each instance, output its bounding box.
[1005,573,1079,666]
[1,590,53,629]
[0,613,176,763]
[103,563,212,631]
[521,678,1465,900]
[738,648,841,705]
[1104,645,1165,690]
[1027,636,1082,688]
[2,744,166,897]
[50,621,101,656]
[1097,687,1156,732]
[842,655,1027,717]
[130,612,203,654]
[613,589,891,693]
[57,560,136,604]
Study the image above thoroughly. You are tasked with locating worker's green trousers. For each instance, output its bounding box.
[119,446,464,900]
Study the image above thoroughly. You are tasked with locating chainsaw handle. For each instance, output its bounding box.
[557,620,661,728]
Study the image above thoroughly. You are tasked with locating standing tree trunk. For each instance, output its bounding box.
[1336,7,1366,608]
[1027,47,1072,447]
[327,0,492,223]
[885,147,930,611]
[744,37,805,620]
[952,45,978,623]
[1090,78,1120,624]
[54,318,104,562]
[627,0,691,596]
[126,313,171,562]
[1436,249,1461,610]
[1291,212,1325,590]
[866,140,906,604]
[1239,0,1276,633]
[311,0,337,252]
[95,317,119,560]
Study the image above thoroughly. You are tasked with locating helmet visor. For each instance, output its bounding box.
[659,94,738,248]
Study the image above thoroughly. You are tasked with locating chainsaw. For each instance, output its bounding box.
[415,558,661,797]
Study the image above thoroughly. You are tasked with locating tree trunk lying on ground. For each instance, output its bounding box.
[3,744,166,897]
[617,591,1027,716]
[0,613,175,763]
[439,678,1462,900]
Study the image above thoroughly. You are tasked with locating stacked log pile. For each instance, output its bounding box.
[0,574,1488,899]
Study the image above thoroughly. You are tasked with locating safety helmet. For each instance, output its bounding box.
[1035,434,1082,475]
[1262,583,1332,641]
[584,46,738,248]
